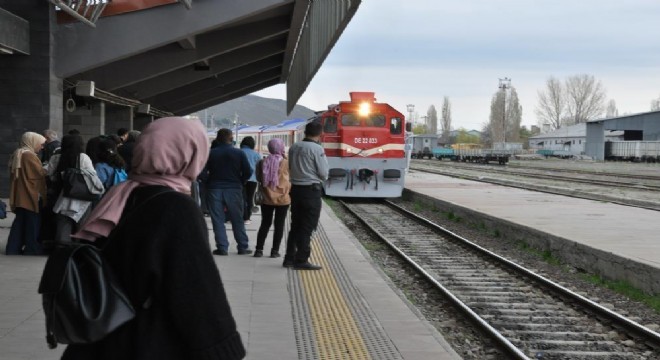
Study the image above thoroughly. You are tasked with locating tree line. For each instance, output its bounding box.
[412,74,660,147]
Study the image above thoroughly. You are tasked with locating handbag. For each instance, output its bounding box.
[254,185,264,206]
[61,156,97,201]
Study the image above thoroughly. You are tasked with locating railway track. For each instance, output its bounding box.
[413,160,660,191]
[341,199,660,359]
[409,161,660,211]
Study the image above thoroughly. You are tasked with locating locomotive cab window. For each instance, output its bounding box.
[366,114,386,127]
[390,117,403,134]
[323,116,337,133]
[341,114,360,126]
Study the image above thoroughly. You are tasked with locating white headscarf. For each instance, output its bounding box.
[9,132,45,178]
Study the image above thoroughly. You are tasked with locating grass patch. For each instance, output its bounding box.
[516,241,561,265]
[362,241,387,251]
[444,211,462,222]
[582,274,660,313]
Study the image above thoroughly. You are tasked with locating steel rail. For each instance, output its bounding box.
[383,199,660,347]
[339,200,530,359]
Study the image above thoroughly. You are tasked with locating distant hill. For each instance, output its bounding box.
[195,94,317,128]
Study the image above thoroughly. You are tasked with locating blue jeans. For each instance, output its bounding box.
[207,188,249,252]
[6,207,43,255]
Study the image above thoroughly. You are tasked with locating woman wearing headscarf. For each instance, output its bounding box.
[65,117,245,360]
[46,134,103,244]
[6,132,47,255]
[253,138,291,258]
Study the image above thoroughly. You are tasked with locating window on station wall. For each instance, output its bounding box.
[341,113,360,126]
[390,117,403,134]
[323,116,337,133]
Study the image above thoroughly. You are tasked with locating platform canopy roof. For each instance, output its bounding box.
[54,0,361,116]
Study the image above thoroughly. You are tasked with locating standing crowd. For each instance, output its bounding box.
[6,128,134,255]
[3,118,329,359]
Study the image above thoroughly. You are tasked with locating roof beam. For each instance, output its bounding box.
[165,73,281,115]
[175,79,280,116]
[72,15,290,91]
[144,57,283,106]
[55,0,288,76]
[118,39,285,99]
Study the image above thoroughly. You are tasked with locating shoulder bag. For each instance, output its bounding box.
[61,156,98,201]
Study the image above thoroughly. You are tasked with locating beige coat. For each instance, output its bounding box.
[256,158,291,206]
[9,152,47,213]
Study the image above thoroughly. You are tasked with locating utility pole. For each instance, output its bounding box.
[406,104,415,126]
[498,77,511,143]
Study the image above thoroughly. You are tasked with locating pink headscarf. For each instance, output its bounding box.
[73,117,209,241]
[262,138,285,189]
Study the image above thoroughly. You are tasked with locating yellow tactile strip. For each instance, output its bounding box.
[288,223,403,360]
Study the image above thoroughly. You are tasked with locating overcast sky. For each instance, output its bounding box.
[255,0,660,130]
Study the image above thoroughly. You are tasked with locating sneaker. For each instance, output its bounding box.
[244,220,252,225]
[237,249,253,255]
[270,250,281,258]
[253,250,263,258]
[293,262,322,271]
[212,249,228,256]
[282,257,294,268]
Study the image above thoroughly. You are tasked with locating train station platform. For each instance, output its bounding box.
[404,170,660,296]
[0,200,459,360]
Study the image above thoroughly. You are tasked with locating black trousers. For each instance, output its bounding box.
[285,184,322,264]
[255,204,289,252]
[243,181,258,221]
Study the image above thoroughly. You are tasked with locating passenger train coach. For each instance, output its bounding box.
[208,92,409,198]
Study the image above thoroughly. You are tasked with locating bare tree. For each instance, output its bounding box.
[426,105,438,135]
[440,96,452,143]
[489,86,521,143]
[651,94,660,111]
[605,99,618,118]
[565,74,606,124]
[535,76,565,131]
[489,91,505,143]
[480,121,493,148]
[506,87,522,142]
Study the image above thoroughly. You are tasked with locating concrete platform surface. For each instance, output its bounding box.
[0,198,458,360]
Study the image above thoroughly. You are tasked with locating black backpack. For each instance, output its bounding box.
[38,244,135,348]
[38,189,172,348]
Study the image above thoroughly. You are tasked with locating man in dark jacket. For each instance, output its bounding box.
[41,129,61,164]
[203,128,253,255]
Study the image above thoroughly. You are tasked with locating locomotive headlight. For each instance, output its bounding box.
[359,103,370,116]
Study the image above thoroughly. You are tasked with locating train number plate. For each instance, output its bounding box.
[354,137,378,144]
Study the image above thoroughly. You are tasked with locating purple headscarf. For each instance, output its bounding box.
[262,138,285,189]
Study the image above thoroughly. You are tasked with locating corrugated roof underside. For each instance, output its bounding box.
[286,0,361,114]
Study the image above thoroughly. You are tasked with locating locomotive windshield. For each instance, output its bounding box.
[341,113,386,127]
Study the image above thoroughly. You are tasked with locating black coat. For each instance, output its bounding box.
[62,186,245,360]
